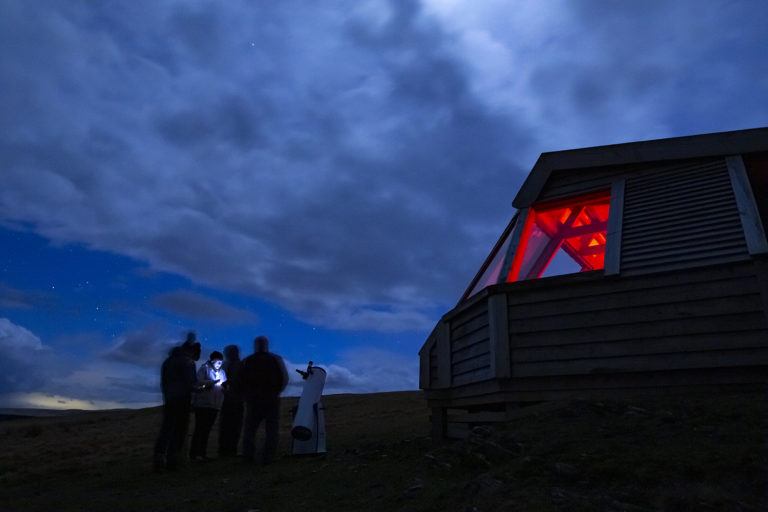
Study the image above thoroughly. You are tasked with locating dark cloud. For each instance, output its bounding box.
[0,0,527,332]
[167,2,224,63]
[0,314,163,407]
[102,328,174,368]
[0,318,65,393]
[1,0,767,337]
[278,346,418,397]
[320,347,418,394]
[0,284,57,310]
[0,320,166,407]
[154,94,264,151]
[150,290,258,325]
[106,375,159,396]
[155,109,217,149]
[521,1,768,141]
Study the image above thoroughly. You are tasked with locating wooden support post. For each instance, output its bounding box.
[418,337,431,390]
[436,320,452,389]
[431,407,447,443]
[727,155,768,254]
[605,178,625,275]
[488,292,511,379]
[752,254,768,328]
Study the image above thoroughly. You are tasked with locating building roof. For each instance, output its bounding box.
[513,127,768,209]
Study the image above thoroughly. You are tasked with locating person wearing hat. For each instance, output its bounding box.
[190,350,227,461]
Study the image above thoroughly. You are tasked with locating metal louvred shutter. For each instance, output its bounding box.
[620,158,749,274]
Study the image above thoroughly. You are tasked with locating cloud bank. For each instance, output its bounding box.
[0,318,418,408]
[3,1,766,333]
[0,0,529,334]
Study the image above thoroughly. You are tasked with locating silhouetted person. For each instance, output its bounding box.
[190,350,226,461]
[154,331,201,471]
[218,344,244,457]
[239,335,288,465]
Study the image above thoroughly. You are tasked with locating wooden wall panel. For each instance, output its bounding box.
[508,276,760,320]
[514,348,767,378]
[450,301,488,336]
[506,260,768,377]
[506,254,756,304]
[513,331,768,363]
[452,353,491,376]
[449,297,491,386]
[512,295,761,333]
[452,324,490,350]
[512,312,767,347]
[452,366,491,387]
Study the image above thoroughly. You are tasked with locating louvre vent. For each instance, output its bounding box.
[621,158,748,274]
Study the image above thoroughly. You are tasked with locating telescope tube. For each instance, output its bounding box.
[291,365,326,441]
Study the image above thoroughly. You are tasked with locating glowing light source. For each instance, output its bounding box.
[507,190,611,282]
[461,190,612,301]
[588,232,606,247]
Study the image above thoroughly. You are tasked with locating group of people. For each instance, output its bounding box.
[153,332,289,470]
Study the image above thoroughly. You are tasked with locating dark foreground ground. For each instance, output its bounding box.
[0,390,765,512]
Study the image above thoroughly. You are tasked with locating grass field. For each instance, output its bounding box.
[0,390,765,511]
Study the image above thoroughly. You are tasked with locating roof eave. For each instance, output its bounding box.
[512,126,768,209]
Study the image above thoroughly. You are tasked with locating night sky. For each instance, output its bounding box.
[1,1,767,409]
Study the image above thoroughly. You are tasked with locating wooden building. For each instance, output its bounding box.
[419,127,768,439]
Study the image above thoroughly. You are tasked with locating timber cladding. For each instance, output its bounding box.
[447,299,491,386]
[506,260,768,379]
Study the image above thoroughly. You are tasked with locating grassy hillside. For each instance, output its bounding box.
[0,390,765,511]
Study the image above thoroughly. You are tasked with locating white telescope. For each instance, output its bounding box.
[290,361,326,455]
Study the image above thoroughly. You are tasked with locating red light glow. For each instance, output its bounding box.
[506,191,610,282]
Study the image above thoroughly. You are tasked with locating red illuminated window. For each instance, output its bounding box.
[506,190,611,282]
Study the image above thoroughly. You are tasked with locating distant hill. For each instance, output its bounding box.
[0,408,88,420]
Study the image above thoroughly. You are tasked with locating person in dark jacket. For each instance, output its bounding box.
[218,344,244,457]
[153,332,201,470]
[239,336,288,465]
